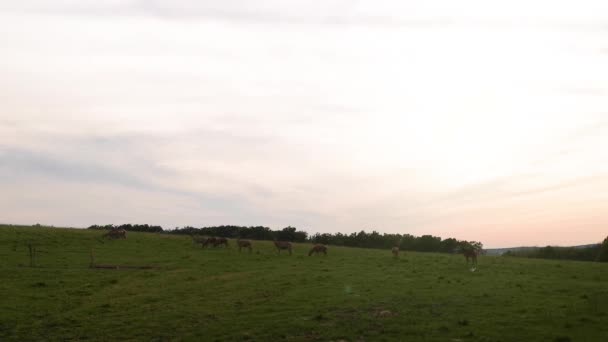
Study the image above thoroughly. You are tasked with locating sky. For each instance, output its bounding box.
[1,1,607,247]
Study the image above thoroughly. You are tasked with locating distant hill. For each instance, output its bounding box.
[486,244,600,256]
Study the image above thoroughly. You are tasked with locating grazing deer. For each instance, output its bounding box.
[274,241,292,255]
[236,239,252,253]
[391,246,399,258]
[212,237,229,248]
[103,228,126,239]
[308,244,327,256]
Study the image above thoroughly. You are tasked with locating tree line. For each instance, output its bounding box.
[88,224,163,233]
[308,231,483,253]
[87,224,482,254]
[168,225,308,242]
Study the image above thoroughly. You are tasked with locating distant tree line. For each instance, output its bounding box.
[87,224,163,233]
[308,231,482,253]
[87,223,483,254]
[504,237,608,262]
[168,225,309,242]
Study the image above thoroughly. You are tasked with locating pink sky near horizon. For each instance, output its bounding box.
[1,1,607,248]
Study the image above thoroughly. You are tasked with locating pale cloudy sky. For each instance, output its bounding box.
[1,1,607,247]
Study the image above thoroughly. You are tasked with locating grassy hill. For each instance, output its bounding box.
[1,225,607,341]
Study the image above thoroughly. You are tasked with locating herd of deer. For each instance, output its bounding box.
[190,235,328,256]
[102,228,479,264]
[188,236,477,264]
[102,228,126,239]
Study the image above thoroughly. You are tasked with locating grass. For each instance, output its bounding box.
[1,225,607,341]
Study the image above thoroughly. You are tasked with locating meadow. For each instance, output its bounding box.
[1,226,607,342]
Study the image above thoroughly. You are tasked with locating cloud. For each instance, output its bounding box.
[0,145,242,211]
[0,127,298,216]
[0,147,154,187]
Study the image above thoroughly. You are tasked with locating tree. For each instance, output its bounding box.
[277,226,295,241]
[440,238,460,253]
[458,240,483,254]
[599,236,608,262]
[415,235,442,252]
[399,234,416,251]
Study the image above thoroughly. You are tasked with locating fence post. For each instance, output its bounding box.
[28,243,35,267]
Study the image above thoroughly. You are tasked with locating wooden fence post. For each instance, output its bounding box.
[28,243,35,267]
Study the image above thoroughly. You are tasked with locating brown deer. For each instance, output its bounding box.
[391,246,399,258]
[103,228,126,239]
[462,249,478,266]
[212,237,229,248]
[236,239,252,253]
[459,242,481,266]
[274,241,292,255]
[308,244,327,256]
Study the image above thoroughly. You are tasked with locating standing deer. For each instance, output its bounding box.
[236,239,252,253]
[274,241,292,255]
[391,246,399,258]
[459,242,482,266]
[462,249,478,266]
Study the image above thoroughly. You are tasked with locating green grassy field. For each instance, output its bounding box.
[1,226,607,341]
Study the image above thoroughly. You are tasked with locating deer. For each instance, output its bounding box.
[274,240,292,255]
[308,244,327,256]
[236,239,252,253]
